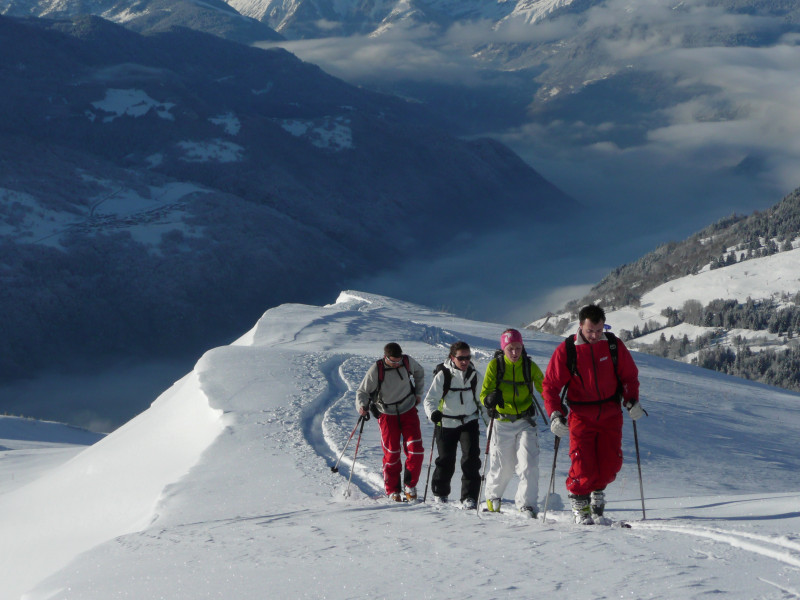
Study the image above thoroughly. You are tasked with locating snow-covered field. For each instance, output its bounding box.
[536,246,800,355]
[2,290,800,599]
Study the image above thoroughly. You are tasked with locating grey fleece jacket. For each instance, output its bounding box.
[355,355,425,415]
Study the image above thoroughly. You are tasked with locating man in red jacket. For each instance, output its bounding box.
[542,304,645,524]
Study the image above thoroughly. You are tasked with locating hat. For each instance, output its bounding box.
[500,329,523,350]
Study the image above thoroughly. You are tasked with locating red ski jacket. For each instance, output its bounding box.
[543,332,640,416]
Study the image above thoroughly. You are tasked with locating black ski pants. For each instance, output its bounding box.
[431,419,481,502]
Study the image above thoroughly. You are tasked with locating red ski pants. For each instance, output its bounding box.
[379,409,424,495]
[566,404,624,496]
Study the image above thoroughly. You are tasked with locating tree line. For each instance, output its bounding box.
[619,295,800,393]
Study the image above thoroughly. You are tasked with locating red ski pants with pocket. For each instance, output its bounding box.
[379,409,424,495]
[566,404,624,496]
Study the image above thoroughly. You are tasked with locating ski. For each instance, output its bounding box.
[578,517,632,528]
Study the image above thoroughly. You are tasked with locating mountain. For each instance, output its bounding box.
[531,186,800,392]
[242,0,800,238]
[0,14,574,386]
[224,0,585,38]
[2,290,800,599]
[0,0,283,43]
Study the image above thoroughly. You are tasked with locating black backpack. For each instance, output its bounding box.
[433,362,477,399]
[493,348,536,397]
[562,332,622,403]
[492,349,547,423]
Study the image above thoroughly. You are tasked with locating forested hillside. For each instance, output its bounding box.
[534,187,800,393]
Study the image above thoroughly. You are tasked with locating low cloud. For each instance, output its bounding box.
[261,0,800,319]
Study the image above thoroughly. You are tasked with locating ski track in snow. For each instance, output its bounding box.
[307,339,800,599]
[235,297,800,599]
[632,521,800,570]
[12,291,800,599]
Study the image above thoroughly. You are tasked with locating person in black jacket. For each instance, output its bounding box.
[423,341,488,509]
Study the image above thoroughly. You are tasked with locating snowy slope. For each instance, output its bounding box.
[535,245,800,354]
[3,290,800,599]
[0,417,104,494]
[226,0,569,34]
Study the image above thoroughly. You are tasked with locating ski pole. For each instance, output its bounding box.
[396,404,405,496]
[542,436,560,522]
[422,424,439,502]
[633,420,646,520]
[344,411,369,498]
[476,416,495,515]
[531,392,549,426]
[331,414,365,473]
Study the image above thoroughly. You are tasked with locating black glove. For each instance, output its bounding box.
[484,390,505,411]
[369,404,381,419]
[430,410,443,424]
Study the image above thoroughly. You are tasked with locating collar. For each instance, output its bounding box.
[575,329,607,346]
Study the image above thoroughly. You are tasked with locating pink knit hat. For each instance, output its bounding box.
[500,329,523,350]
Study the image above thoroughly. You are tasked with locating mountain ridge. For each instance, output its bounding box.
[3,290,800,599]
[531,186,800,392]
[0,14,575,390]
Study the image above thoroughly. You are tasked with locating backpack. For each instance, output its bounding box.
[433,362,483,424]
[493,348,535,396]
[562,332,622,404]
[492,349,547,422]
[433,362,478,400]
[370,355,416,414]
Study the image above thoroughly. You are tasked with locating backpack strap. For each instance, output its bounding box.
[433,363,452,397]
[468,366,478,397]
[605,332,623,397]
[492,349,546,424]
[376,359,385,387]
[373,355,416,406]
[437,363,482,422]
[562,335,580,404]
[606,332,619,369]
[493,350,505,391]
[562,332,622,404]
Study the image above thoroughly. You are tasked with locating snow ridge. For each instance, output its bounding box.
[4,290,800,599]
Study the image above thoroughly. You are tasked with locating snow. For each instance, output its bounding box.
[177,139,245,162]
[280,116,354,150]
[209,112,241,135]
[0,188,81,247]
[640,248,800,312]
[0,180,209,248]
[88,89,175,123]
[506,0,577,24]
[3,290,800,599]
[536,247,800,354]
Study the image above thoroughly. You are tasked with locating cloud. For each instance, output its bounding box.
[259,0,800,318]
[257,22,485,83]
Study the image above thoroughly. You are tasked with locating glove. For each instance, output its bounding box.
[369,404,381,419]
[430,410,443,424]
[484,390,505,411]
[625,400,645,421]
[550,411,569,438]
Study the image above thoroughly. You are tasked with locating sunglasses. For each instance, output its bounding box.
[453,355,471,362]
[384,355,403,364]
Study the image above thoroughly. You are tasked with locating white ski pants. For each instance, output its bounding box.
[485,418,539,509]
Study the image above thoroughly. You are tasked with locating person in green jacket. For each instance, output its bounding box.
[480,328,544,517]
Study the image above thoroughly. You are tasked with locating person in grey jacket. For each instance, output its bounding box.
[423,341,488,509]
[356,342,425,502]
